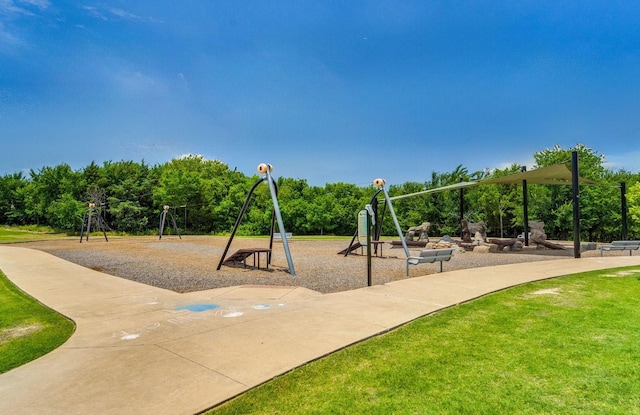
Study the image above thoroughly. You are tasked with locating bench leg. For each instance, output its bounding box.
[439,261,443,272]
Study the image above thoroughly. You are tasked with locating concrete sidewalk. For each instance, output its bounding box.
[1,245,639,415]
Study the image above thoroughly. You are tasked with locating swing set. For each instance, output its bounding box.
[217,163,295,275]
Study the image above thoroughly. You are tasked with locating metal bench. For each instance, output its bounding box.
[274,232,293,241]
[600,240,640,256]
[406,248,455,276]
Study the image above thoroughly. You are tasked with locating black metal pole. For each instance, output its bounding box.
[621,182,628,240]
[522,179,529,246]
[459,178,464,238]
[80,211,87,243]
[367,211,372,287]
[344,189,383,256]
[170,212,181,239]
[217,178,265,270]
[98,214,108,242]
[520,165,529,246]
[572,151,581,258]
[372,197,380,240]
[345,231,358,257]
[159,210,167,239]
[371,197,380,256]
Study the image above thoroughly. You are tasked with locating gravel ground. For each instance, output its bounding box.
[18,236,610,294]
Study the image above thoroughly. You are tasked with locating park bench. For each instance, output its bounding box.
[406,247,455,276]
[274,232,293,241]
[600,240,640,256]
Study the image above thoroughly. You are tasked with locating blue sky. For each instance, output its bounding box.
[2,1,640,186]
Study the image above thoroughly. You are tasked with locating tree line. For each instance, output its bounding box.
[1,144,639,242]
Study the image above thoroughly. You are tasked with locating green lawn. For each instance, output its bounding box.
[0,226,70,243]
[0,270,75,373]
[1,226,75,374]
[210,266,640,414]
[2,230,639,414]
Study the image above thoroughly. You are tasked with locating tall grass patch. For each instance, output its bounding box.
[210,267,640,414]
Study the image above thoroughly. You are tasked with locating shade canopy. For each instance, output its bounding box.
[478,163,598,186]
[389,181,478,201]
[389,163,597,201]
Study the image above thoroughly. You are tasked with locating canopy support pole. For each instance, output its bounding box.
[621,182,628,240]
[572,151,581,258]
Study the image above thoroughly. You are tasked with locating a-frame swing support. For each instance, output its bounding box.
[375,179,410,258]
[343,189,384,257]
[79,203,108,243]
[159,205,182,240]
[341,179,411,258]
[217,163,295,275]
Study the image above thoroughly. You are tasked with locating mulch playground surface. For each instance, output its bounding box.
[19,236,600,294]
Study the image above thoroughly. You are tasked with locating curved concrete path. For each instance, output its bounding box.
[1,245,639,414]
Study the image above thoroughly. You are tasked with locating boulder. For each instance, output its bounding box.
[461,219,488,243]
[405,221,431,242]
[473,245,491,253]
[487,238,523,251]
[529,221,565,250]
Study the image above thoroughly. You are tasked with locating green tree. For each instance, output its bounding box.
[26,164,82,225]
[0,145,636,240]
[100,160,156,233]
[531,144,608,240]
[625,181,640,239]
[421,171,465,236]
[0,173,28,225]
[277,178,311,234]
[322,182,370,235]
[47,193,85,231]
[154,155,236,233]
[475,165,522,238]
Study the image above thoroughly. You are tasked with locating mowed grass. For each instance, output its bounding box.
[210,267,640,415]
[0,226,70,243]
[0,270,75,373]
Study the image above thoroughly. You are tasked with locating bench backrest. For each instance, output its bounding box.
[274,232,292,239]
[610,240,640,247]
[419,248,455,261]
